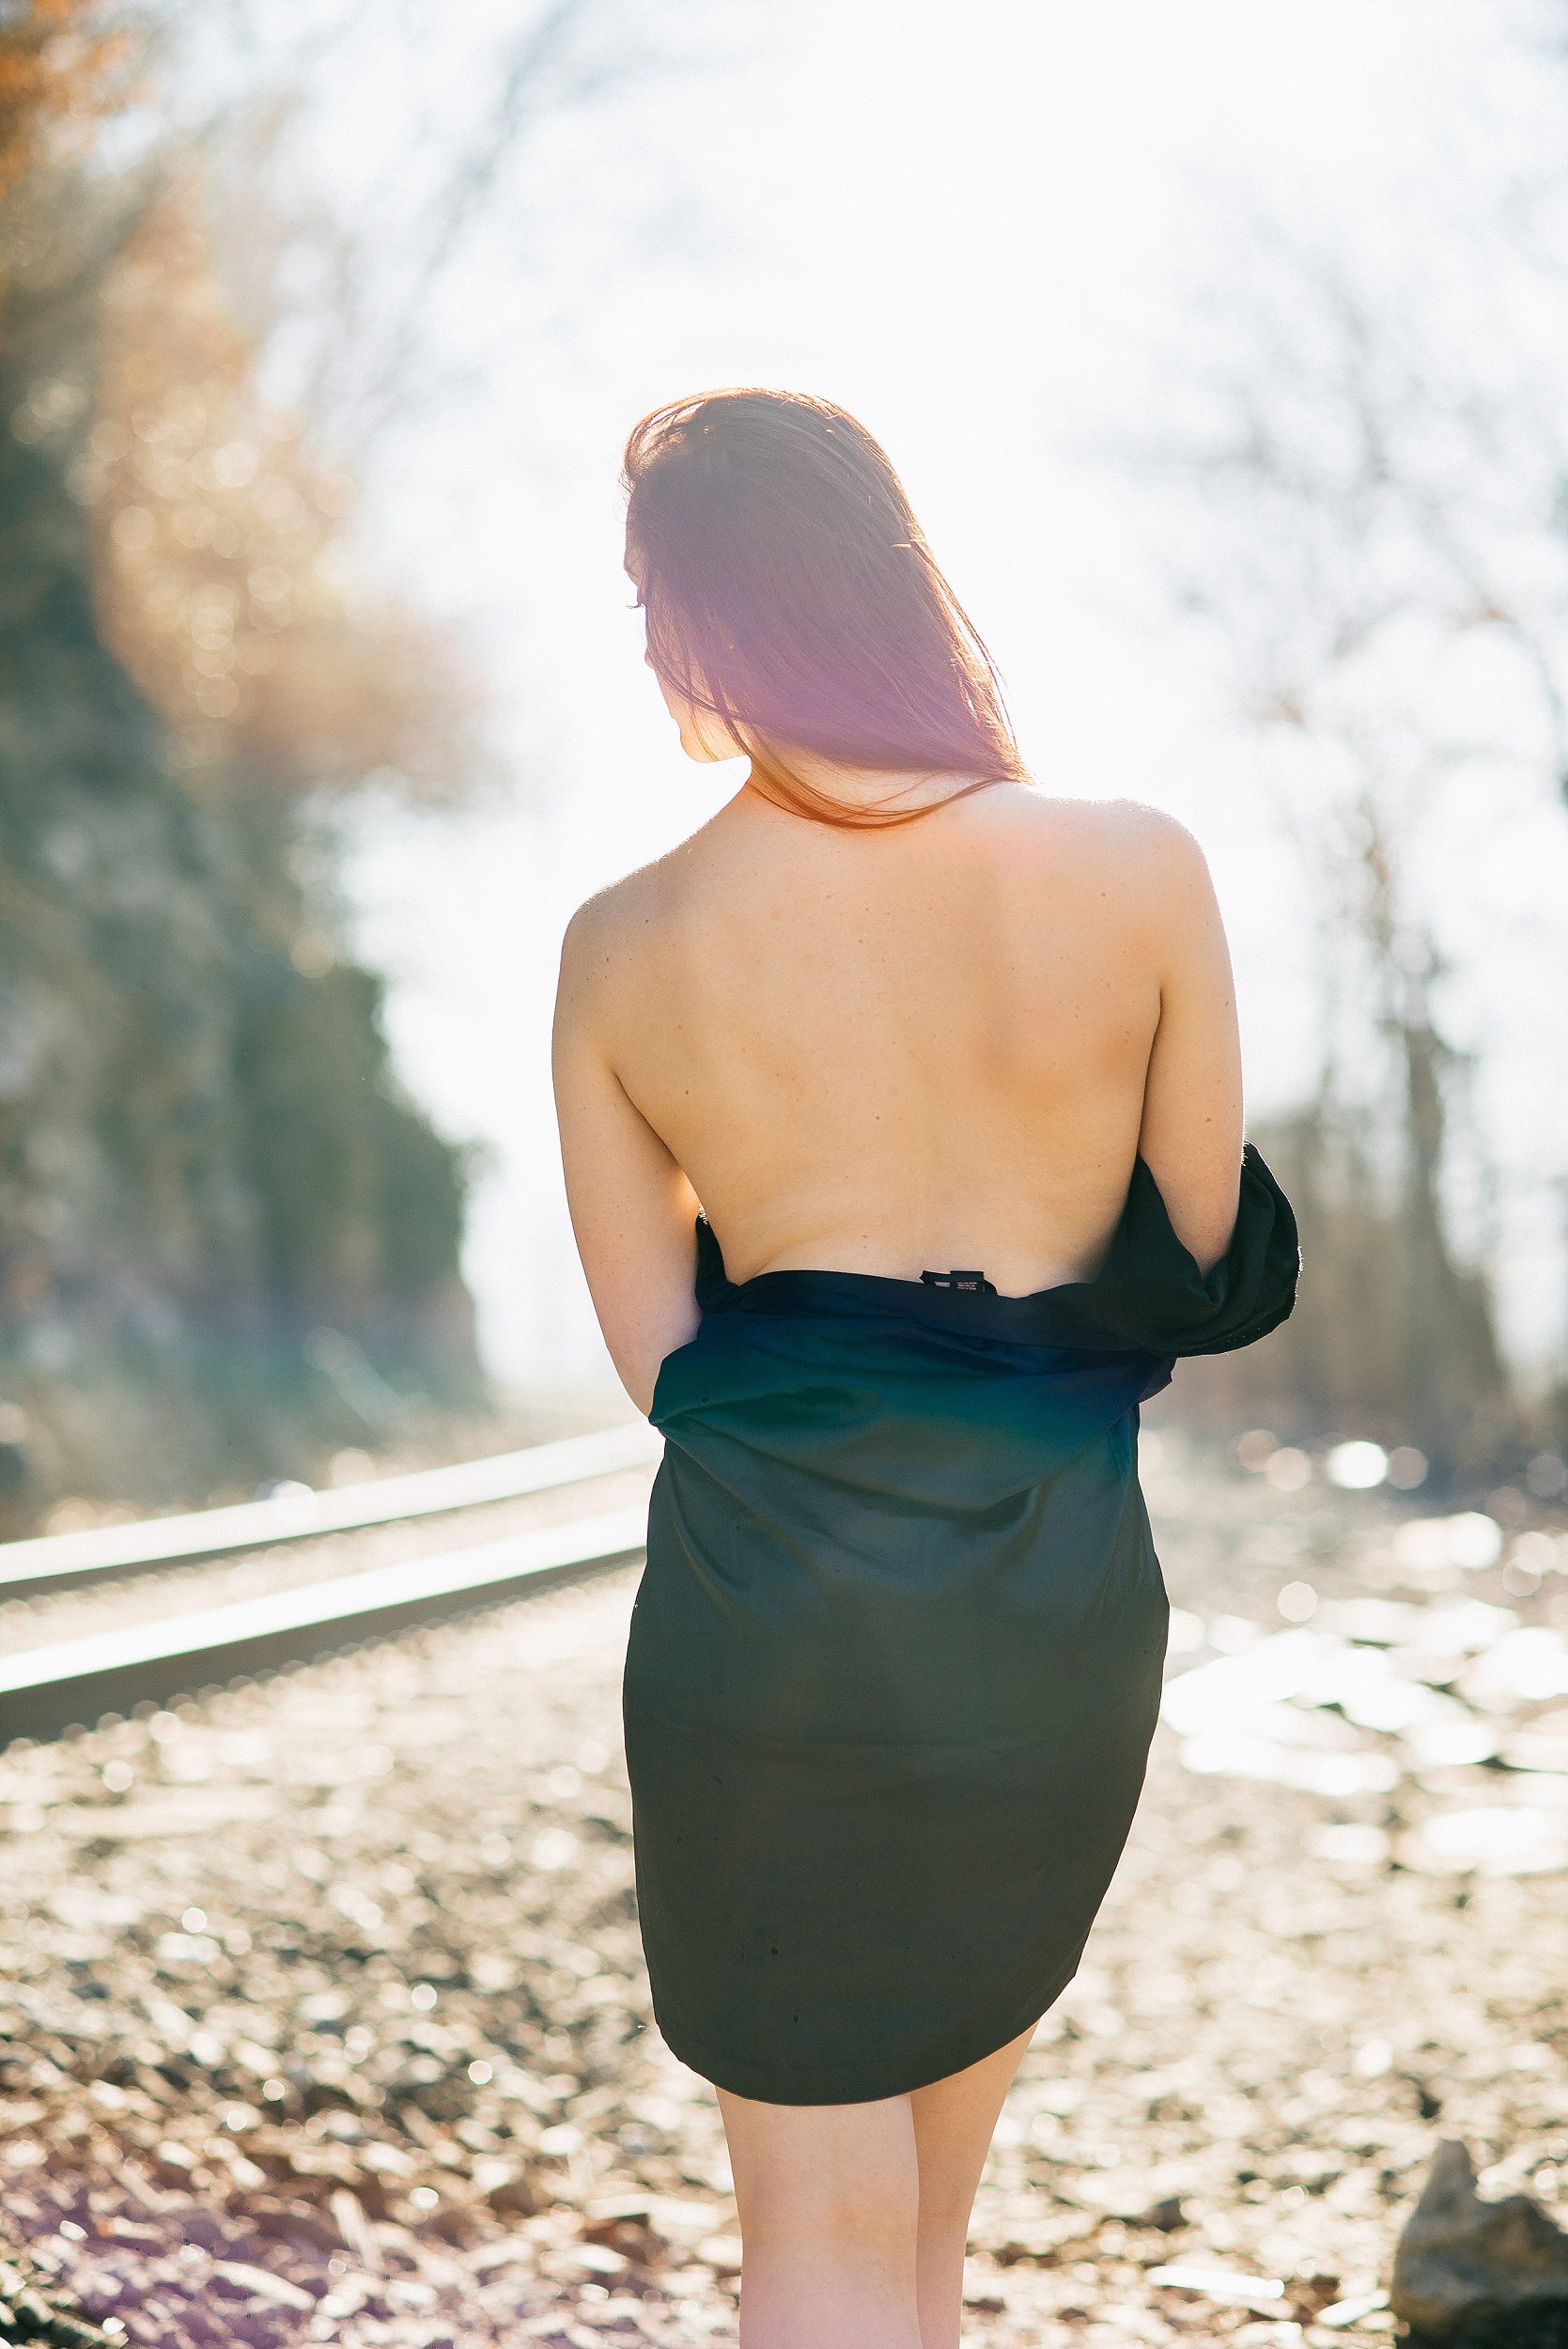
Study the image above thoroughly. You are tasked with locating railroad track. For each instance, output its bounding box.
[0,1423,660,1746]
[0,1423,660,1594]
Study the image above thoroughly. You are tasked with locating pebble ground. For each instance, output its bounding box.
[2,1433,1566,2347]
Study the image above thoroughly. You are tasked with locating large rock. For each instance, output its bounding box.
[1393,2141,1568,2340]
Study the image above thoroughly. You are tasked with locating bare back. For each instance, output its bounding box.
[554,781,1242,1411]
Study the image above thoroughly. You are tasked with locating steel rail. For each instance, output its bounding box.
[0,1502,650,1745]
[0,1422,661,1594]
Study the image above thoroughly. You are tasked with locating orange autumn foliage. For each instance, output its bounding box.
[87,180,479,796]
[0,0,136,202]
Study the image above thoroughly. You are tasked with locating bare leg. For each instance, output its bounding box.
[715,2024,1035,2349]
[717,2087,924,2349]
[910,2026,1035,2349]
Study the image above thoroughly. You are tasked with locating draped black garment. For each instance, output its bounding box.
[624,1143,1298,2106]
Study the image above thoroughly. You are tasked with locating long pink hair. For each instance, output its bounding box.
[622,388,1026,828]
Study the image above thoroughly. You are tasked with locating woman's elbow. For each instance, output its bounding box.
[609,1315,698,1419]
[1192,1228,1236,1279]
[1186,1178,1242,1277]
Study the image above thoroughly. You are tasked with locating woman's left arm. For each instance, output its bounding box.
[552,903,703,1416]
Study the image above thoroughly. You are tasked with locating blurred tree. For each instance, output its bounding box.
[87,176,480,795]
[0,157,485,1506]
[0,0,134,205]
[234,957,473,1351]
[1141,209,1568,1471]
[0,8,495,1514]
[0,0,702,1516]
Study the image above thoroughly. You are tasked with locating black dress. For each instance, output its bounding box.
[623,1144,1297,2106]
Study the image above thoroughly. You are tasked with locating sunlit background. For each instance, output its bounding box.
[6,0,1568,1505]
[8,19,1568,2336]
[326,0,1568,1403]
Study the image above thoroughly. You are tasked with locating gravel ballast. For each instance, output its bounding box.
[2,1430,1567,2346]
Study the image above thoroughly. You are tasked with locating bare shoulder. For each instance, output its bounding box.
[561,862,654,969]
[992,792,1216,914]
[1025,793,1206,869]
[555,865,652,1048]
[557,817,722,1029]
[561,824,702,960]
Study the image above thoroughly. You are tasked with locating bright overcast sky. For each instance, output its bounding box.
[303,0,1541,1395]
